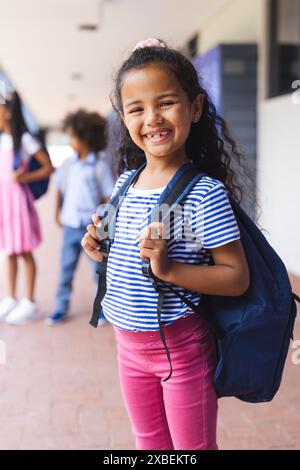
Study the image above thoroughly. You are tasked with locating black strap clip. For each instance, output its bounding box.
[141,259,152,278]
[141,259,159,290]
[99,239,111,255]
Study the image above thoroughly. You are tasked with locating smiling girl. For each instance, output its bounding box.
[81,38,250,450]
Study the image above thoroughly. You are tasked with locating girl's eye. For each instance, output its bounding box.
[128,101,176,114]
[129,108,143,114]
[160,101,174,107]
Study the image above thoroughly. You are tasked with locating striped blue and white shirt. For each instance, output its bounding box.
[101,169,240,331]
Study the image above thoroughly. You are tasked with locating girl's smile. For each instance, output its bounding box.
[143,127,172,144]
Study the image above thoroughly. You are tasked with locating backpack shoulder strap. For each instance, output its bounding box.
[89,163,146,328]
[108,162,146,208]
[141,163,206,272]
[98,163,147,243]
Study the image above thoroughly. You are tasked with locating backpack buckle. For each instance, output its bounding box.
[142,259,152,278]
[142,260,159,290]
[99,239,111,254]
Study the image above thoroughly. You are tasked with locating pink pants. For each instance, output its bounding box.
[113,313,218,450]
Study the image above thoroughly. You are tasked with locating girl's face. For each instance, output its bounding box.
[0,104,10,131]
[120,64,203,163]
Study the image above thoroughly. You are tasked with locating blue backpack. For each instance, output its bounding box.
[27,153,50,200]
[90,162,299,403]
[13,147,50,200]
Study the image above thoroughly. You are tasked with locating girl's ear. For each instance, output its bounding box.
[192,93,204,123]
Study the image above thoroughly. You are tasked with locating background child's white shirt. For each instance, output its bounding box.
[54,151,115,200]
[53,151,115,228]
[0,132,41,165]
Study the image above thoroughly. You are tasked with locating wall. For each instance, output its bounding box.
[197,0,300,275]
[196,0,270,100]
[258,93,300,275]
[198,0,263,54]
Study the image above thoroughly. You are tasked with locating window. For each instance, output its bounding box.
[268,0,300,97]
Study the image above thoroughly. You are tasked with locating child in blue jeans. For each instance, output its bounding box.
[46,109,115,325]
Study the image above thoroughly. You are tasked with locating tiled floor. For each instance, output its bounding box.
[0,184,299,450]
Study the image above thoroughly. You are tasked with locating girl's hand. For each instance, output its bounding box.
[81,213,108,263]
[12,167,27,184]
[139,222,172,280]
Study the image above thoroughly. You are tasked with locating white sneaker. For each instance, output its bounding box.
[6,298,38,325]
[0,297,18,321]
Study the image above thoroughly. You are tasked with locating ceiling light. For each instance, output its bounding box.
[70,73,83,81]
[78,24,98,31]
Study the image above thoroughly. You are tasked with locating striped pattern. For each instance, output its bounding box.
[101,170,240,331]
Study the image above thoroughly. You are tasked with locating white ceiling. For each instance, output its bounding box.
[0,0,226,128]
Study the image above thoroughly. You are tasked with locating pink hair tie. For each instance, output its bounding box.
[132,38,166,52]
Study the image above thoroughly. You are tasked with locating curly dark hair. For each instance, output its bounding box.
[110,40,256,210]
[2,91,28,154]
[63,109,107,153]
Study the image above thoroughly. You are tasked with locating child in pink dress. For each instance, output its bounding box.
[0,91,54,324]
